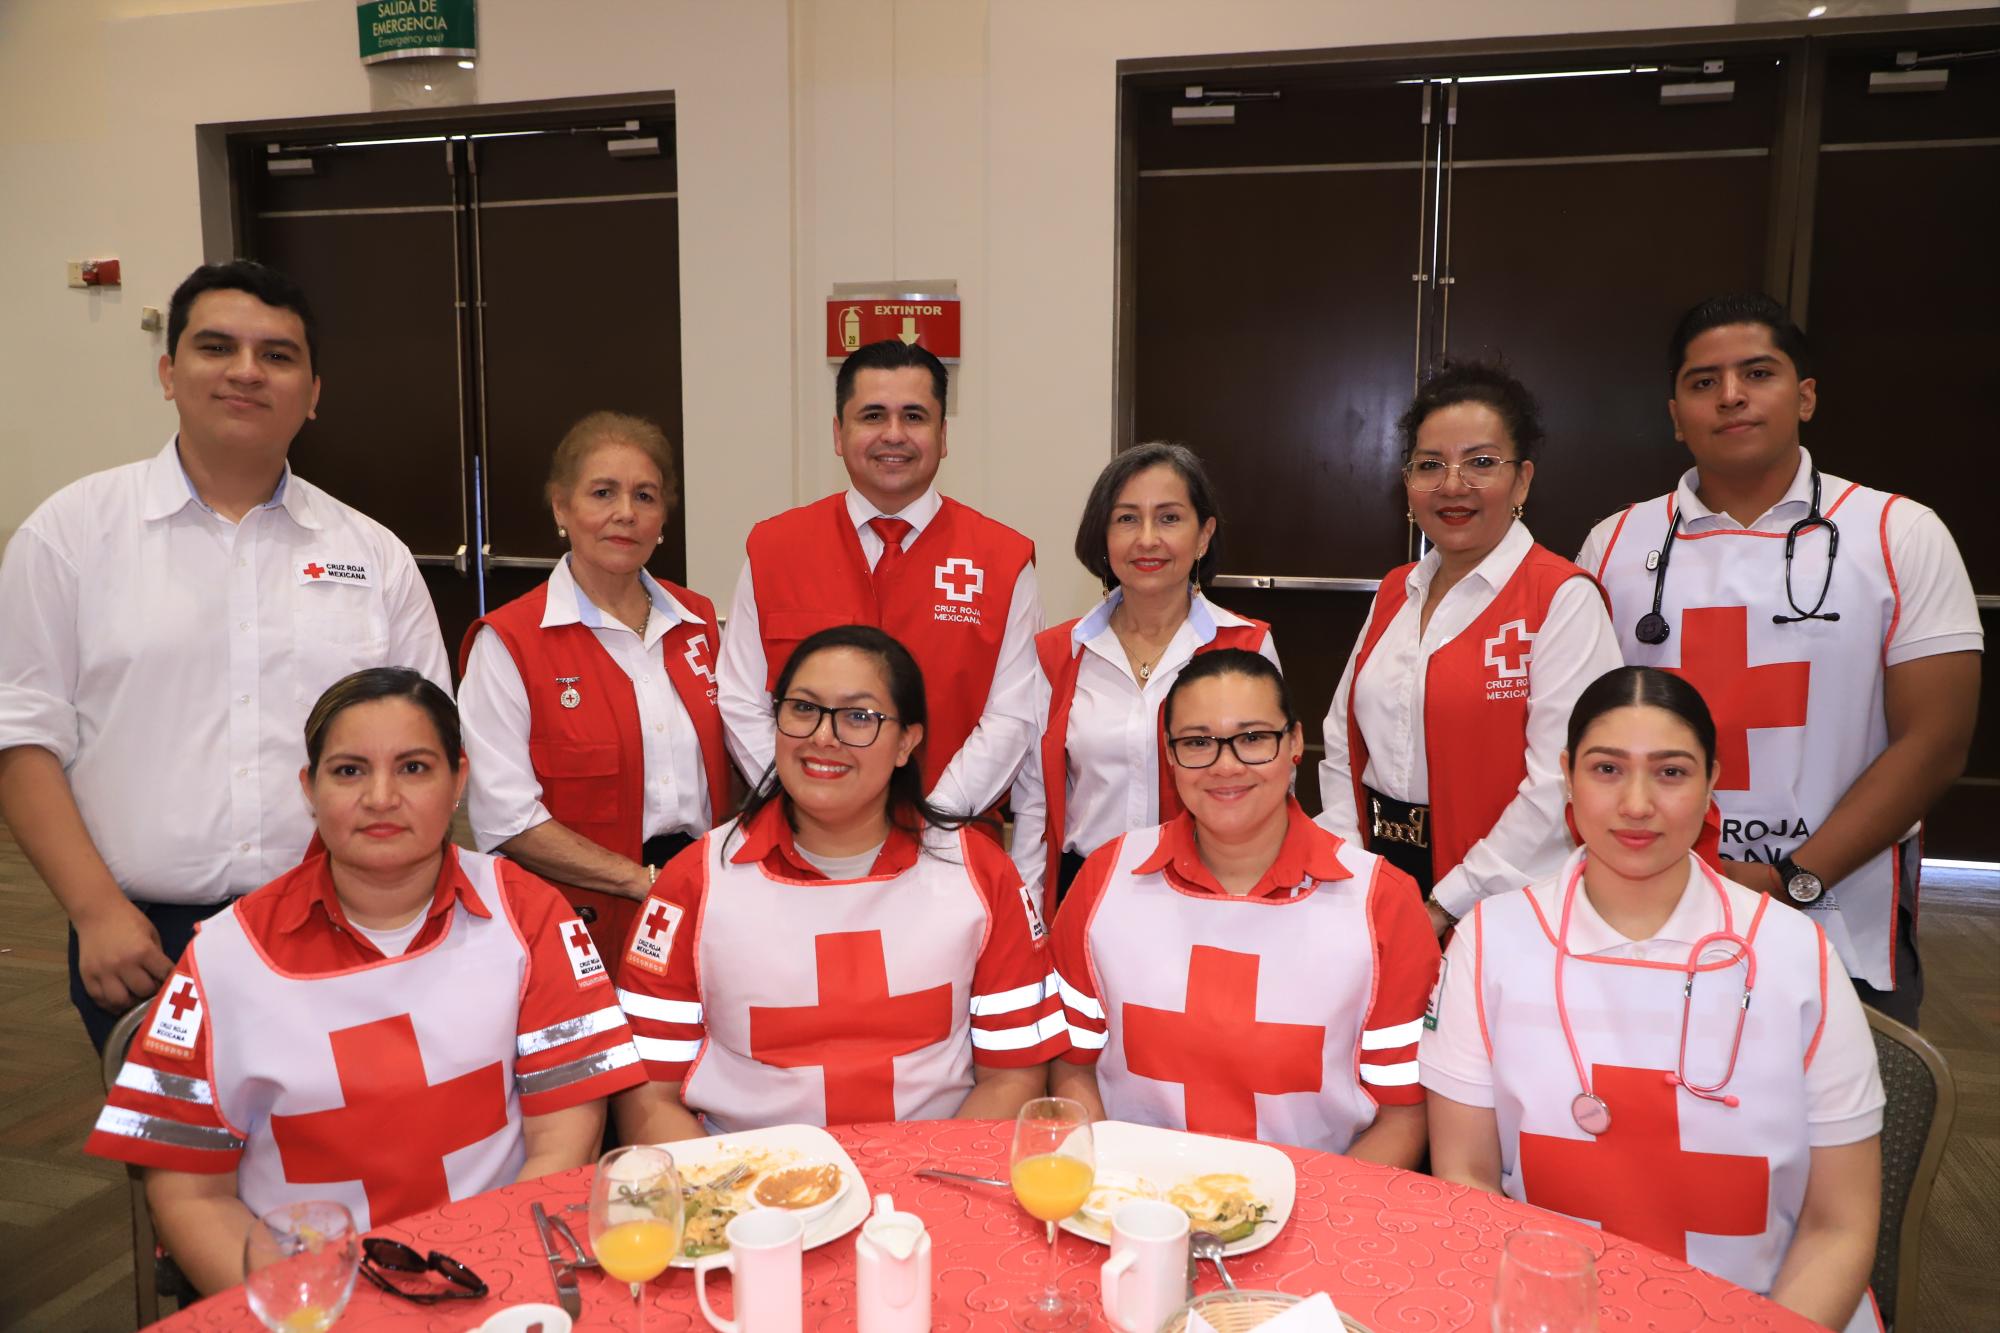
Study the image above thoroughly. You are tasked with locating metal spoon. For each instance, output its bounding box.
[1190,1230,1237,1291]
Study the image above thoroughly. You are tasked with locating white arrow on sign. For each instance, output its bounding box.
[898,316,920,346]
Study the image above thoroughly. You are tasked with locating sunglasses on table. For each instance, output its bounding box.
[359,1237,488,1304]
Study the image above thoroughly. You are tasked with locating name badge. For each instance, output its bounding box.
[298,559,373,587]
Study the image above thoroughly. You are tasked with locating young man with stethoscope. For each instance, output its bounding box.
[1576,295,1982,1027]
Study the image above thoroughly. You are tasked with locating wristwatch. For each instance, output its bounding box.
[1775,854,1823,906]
[1425,896,1459,928]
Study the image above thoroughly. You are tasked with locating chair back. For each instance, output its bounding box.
[1866,1007,1955,1331]
[102,1003,164,1328]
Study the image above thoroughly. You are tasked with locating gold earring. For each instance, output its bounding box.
[1405,509,1414,523]
[1511,504,1525,519]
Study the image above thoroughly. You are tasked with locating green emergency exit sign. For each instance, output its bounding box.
[357,0,476,66]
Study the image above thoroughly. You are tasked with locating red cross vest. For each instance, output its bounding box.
[1079,824,1387,1152]
[463,579,732,970]
[1347,545,1594,884]
[1591,482,1903,989]
[188,851,526,1231]
[745,494,1034,791]
[1031,615,1270,914]
[679,822,993,1132]
[1472,852,1872,1333]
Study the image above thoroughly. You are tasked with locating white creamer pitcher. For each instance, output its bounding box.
[855,1193,932,1333]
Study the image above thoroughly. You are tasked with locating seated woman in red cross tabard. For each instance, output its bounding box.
[86,669,646,1295]
[1048,650,1441,1167]
[615,625,1065,1141]
[1422,667,1883,1333]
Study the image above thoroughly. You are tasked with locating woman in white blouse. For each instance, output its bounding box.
[457,412,736,970]
[1317,363,1623,936]
[1011,443,1278,911]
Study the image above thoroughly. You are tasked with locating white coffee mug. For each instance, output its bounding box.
[1101,1198,1190,1333]
[694,1208,805,1333]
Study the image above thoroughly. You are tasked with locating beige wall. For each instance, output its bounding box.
[3,0,1992,615]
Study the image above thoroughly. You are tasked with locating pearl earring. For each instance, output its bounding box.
[557,526,567,539]
[1405,510,1414,523]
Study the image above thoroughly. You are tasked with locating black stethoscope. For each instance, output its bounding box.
[1633,468,1842,646]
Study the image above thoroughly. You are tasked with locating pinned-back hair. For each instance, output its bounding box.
[304,668,461,772]
[1161,648,1295,733]
[1398,359,1545,465]
[1563,666,1718,772]
[546,410,679,512]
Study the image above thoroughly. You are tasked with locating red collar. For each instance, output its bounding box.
[728,801,924,880]
[1135,801,1350,899]
[276,843,492,939]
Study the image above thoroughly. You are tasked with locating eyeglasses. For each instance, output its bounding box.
[1166,729,1287,769]
[1402,455,1519,491]
[358,1238,487,1304]
[774,697,901,747]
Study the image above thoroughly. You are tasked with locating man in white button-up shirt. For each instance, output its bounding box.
[0,262,450,1051]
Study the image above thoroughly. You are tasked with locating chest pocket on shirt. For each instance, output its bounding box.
[528,740,624,844]
[762,610,849,686]
[293,584,389,707]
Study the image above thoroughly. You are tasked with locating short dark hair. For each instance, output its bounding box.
[1073,442,1222,591]
[166,261,320,370]
[834,340,949,419]
[1162,648,1296,733]
[1667,293,1811,390]
[1398,360,1545,465]
[303,668,461,773]
[1564,665,1718,774]
[731,625,979,853]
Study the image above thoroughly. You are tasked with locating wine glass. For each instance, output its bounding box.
[1491,1227,1599,1333]
[244,1200,360,1333]
[588,1145,685,1333]
[1009,1096,1096,1330]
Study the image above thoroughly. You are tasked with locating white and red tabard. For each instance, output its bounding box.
[1425,850,1882,1333]
[1051,805,1440,1152]
[88,849,644,1231]
[618,804,1066,1131]
[1587,474,1906,988]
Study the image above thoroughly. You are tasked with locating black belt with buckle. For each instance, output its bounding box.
[1365,786,1434,894]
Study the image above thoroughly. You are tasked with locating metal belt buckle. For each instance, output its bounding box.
[1370,795,1430,849]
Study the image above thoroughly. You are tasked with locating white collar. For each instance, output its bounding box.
[1672,447,1817,531]
[142,436,312,528]
[1554,848,1729,956]
[1405,517,1533,597]
[1071,586,1248,652]
[844,485,943,540]
[541,555,699,647]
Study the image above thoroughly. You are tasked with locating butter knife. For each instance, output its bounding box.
[530,1202,582,1319]
[916,1167,1009,1188]
[550,1211,599,1269]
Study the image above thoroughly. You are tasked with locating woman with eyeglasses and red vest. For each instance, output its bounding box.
[1009,444,1277,914]
[1317,364,1625,939]
[458,413,736,974]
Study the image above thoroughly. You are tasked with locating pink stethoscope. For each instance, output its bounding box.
[1553,853,1758,1136]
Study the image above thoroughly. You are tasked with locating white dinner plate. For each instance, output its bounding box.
[650,1123,869,1268]
[1058,1120,1296,1258]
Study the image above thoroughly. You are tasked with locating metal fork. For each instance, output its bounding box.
[690,1162,752,1196]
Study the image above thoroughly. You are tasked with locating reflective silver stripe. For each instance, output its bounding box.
[517,1005,628,1057]
[634,1034,704,1063]
[1359,1059,1420,1087]
[1360,1017,1425,1051]
[92,1105,244,1152]
[970,1010,1067,1052]
[516,1042,641,1097]
[616,989,704,1025]
[1055,971,1104,1021]
[1068,1024,1109,1051]
[969,972,1053,1017]
[115,1063,215,1105]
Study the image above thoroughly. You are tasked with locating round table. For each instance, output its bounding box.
[147,1120,1820,1331]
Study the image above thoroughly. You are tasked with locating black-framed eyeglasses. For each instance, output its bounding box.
[773,697,900,747]
[1166,729,1287,769]
[1402,455,1519,491]
[359,1238,488,1304]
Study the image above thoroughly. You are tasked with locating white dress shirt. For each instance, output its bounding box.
[459,556,714,851]
[717,486,1043,815]
[1009,589,1281,895]
[0,438,450,905]
[1576,448,1983,665]
[1317,521,1624,919]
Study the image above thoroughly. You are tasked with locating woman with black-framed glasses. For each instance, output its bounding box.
[614,625,1065,1141]
[1045,650,1440,1164]
[1317,361,1624,939]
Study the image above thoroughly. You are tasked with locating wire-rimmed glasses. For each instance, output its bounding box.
[1403,455,1520,491]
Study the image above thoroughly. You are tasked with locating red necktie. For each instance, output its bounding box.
[868,517,912,598]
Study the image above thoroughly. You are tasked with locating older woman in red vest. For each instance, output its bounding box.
[1010,444,1276,914]
[458,412,734,972]
[1317,364,1623,937]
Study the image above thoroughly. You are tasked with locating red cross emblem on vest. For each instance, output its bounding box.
[1122,945,1324,1140]
[166,979,200,1021]
[748,931,953,1124]
[934,558,984,603]
[563,919,608,988]
[302,563,325,579]
[268,1014,508,1228]
[683,633,716,684]
[625,899,684,976]
[1483,619,1534,678]
[1667,606,1809,792]
[1518,1063,1768,1259]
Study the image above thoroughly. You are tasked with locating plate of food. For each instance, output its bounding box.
[652,1124,868,1267]
[1059,1121,1294,1258]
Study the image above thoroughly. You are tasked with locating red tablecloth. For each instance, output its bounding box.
[149,1120,1819,1331]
